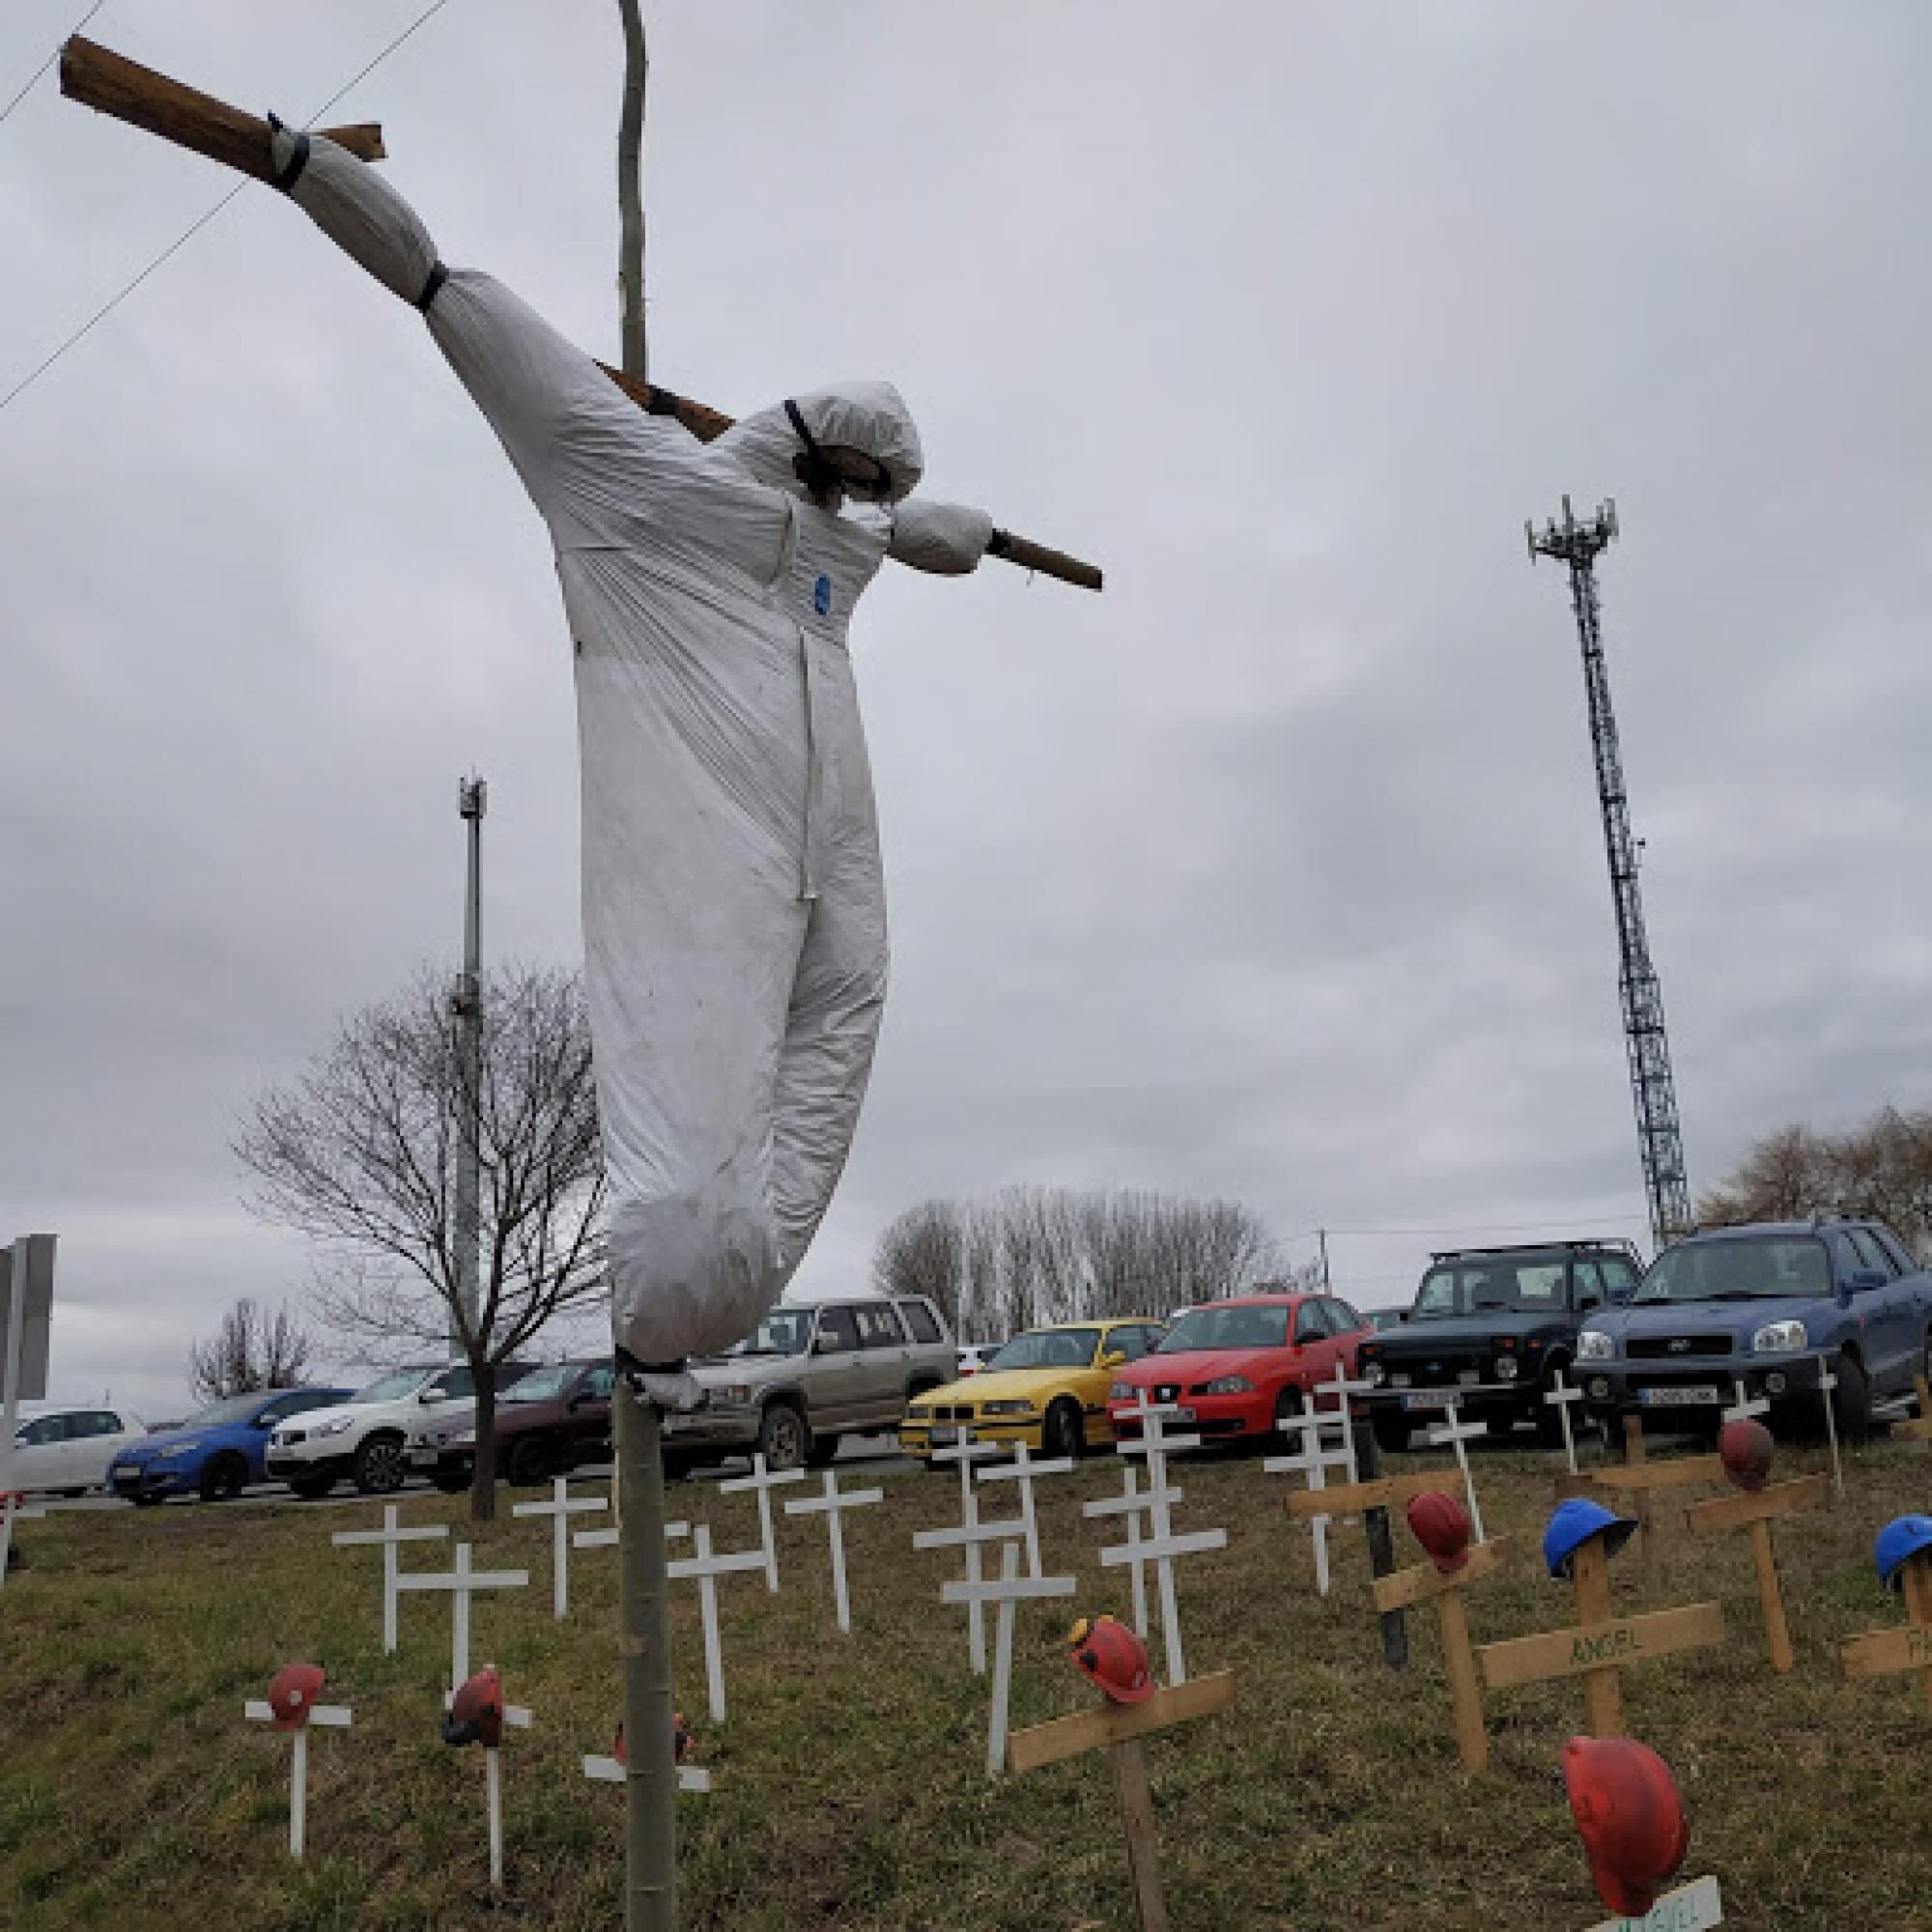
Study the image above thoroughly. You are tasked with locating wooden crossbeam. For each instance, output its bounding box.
[1684,1473,1826,1676]
[1370,1535,1510,1614]
[1008,1671,1236,1775]
[1479,1603,1726,1690]
[1840,1548,1932,1718]
[1284,1466,1463,1521]
[1584,1455,1724,1495]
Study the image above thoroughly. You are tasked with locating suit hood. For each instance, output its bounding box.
[713,382,924,505]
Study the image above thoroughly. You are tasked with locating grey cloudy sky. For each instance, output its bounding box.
[5,1,1931,1419]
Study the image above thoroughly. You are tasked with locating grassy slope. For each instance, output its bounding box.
[4,1438,1932,1930]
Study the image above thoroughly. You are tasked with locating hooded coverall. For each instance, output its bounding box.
[271,131,993,1364]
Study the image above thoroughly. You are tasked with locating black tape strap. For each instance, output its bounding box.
[416,263,448,313]
[986,528,1013,557]
[645,385,685,418]
[266,114,310,193]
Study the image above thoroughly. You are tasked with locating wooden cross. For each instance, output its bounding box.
[782,1469,883,1634]
[392,1543,529,1697]
[1424,1398,1490,1542]
[330,1501,451,1651]
[1009,1670,1237,1932]
[1083,1463,1166,1636]
[1816,1357,1844,1498]
[1683,1473,1827,1672]
[666,1523,767,1724]
[1841,1546,1932,1719]
[460,1678,535,1899]
[243,1688,353,1860]
[510,1477,610,1620]
[1545,1370,1587,1475]
[1371,1534,1515,1771]
[943,1541,1077,1775]
[914,1433,1010,1674]
[1104,1397,1228,1686]
[1896,1372,1932,1450]
[582,1725,711,1796]
[1478,1533,1725,1737]
[1720,1378,1770,1425]
[1562,1419,1723,1584]
[718,1453,805,1592]
[573,1515,689,1554]
[1264,1411,1352,1596]
[975,1442,1074,1578]
[1311,1362,1378,1488]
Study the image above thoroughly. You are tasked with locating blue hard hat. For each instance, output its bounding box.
[1545,1498,1638,1579]
[1874,1515,1932,1592]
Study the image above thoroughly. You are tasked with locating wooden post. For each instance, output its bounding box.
[1841,1548,1932,1719]
[1682,1474,1826,1674]
[1371,1537,1512,1771]
[1109,1739,1168,1932]
[1572,1538,1623,1736]
[1354,1423,1406,1670]
[1623,1413,1655,1586]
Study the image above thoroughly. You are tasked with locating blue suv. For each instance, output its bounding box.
[108,1385,354,1505]
[1575,1218,1932,1437]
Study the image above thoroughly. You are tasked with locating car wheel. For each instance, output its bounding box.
[806,1431,842,1468]
[1271,1385,1306,1440]
[1834,1350,1874,1442]
[130,1493,164,1508]
[1371,1409,1410,1456]
[353,1434,409,1495]
[757,1401,809,1473]
[198,1456,246,1503]
[59,1488,89,1500]
[287,1472,336,1500]
[506,1435,553,1488]
[1042,1399,1085,1461]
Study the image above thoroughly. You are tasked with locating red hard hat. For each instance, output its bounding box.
[612,1715,693,1767]
[267,1662,327,1734]
[441,1666,505,1750]
[1406,1491,1473,1574]
[1719,1418,1774,1493]
[1562,1735,1690,1918]
[1067,1615,1154,1706]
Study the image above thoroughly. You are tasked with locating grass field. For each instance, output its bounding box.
[5,1433,1932,1931]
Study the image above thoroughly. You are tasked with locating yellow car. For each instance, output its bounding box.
[900,1319,1168,1462]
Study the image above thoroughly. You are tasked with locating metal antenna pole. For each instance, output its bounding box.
[1527,497,1692,1250]
[453,775,487,1358]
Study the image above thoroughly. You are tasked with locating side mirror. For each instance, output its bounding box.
[1848,1268,1889,1293]
[1097,1350,1126,1371]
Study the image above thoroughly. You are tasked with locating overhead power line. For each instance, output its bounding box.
[0,0,458,421]
[0,1,109,133]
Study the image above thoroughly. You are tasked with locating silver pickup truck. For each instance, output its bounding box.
[664,1291,955,1474]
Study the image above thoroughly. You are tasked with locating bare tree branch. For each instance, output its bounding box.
[186,1297,315,1405]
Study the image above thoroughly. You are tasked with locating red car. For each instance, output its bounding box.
[1106,1292,1371,1443]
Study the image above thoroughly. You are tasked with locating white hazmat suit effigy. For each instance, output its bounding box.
[270,129,994,1367]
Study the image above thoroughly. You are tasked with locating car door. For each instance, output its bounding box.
[567,1366,615,1462]
[8,1411,70,1492]
[68,1410,134,1490]
[1844,1229,1914,1392]
[851,1303,912,1426]
[810,1305,867,1425]
[1293,1298,1341,1397]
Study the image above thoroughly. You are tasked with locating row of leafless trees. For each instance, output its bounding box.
[1696,1106,1932,1255]
[872,1185,1300,1337]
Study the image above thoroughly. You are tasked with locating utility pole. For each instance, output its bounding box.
[452,774,486,1359]
[1317,1228,1330,1293]
[1527,497,1691,1251]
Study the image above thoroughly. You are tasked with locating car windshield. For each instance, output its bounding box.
[182,1392,274,1430]
[1634,1236,1831,1303]
[983,1328,1103,1373]
[1409,1259,1569,1320]
[350,1369,430,1404]
[503,1365,578,1404]
[1156,1304,1290,1352]
[727,1308,814,1357]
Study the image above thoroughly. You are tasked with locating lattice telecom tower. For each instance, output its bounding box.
[1527,497,1691,1250]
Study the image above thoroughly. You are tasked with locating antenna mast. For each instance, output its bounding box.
[1527,497,1691,1250]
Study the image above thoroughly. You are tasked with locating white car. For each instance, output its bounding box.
[7,1406,150,1497]
[265,1365,485,1498]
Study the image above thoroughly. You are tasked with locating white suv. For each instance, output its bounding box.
[265,1365,486,1498]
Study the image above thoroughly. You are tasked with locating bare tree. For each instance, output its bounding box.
[874,1185,1281,1338]
[186,1297,314,1405]
[236,963,607,1520]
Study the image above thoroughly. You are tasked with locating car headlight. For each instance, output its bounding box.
[1751,1320,1807,1355]
[313,1416,355,1438]
[1361,1361,1386,1387]
[1109,1381,1136,1403]
[156,1442,199,1460]
[1200,1376,1254,1396]
[1493,1355,1520,1382]
[980,1400,1037,1417]
[720,1383,754,1406]
[905,1406,931,1424]
[1577,1331,1613,1362]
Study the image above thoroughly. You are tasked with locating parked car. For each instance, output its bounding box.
[901,1319,1167,1463]
[1106,1292,1371,1444]
[1365,1308,1408,1335]
[108,1386,355,1505]
[409,1359,615,1491]
[7,1406,150,1497]
[669,1291,956,1473]
[1576,1217,1932,1438]
[265,1363,534,1498]
[1357,1239,1642,1452]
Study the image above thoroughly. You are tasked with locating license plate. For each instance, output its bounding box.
[929,1425,961,1446]
[111,1465,139,1483]
[1171,1406,1197,1423]
[1640,1385,1720,1408]
[1401,1392,1456,1411]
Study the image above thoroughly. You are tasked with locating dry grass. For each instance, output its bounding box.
[5,1435,1932,1930]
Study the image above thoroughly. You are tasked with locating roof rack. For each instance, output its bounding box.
[1426,1236,1643,1265]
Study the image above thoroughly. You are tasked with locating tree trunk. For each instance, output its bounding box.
[469,1360,497,1523]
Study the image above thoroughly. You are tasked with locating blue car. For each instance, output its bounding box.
[108,1385,355,1505]
[1575,1218,1932,1437]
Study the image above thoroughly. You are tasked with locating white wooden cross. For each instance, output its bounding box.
[1311,1362,1377,1489]
[914,1433,1009,1674]
[450,1673,534,1900]
[0,1490,46,1591]
[1544,1369,1587,1475]
[1083,1462,1166,1636]
[330,1502,451,1652]
[582,1745,711,1795]
[1424,1398,1489,1544]
[783,1470,883,1634]
[942,1540,1076,1776]
[666,1523,767,1723]
[1103,1393,1228,1685]
[718,1453,805,1592]
[1264,1411,1352,1596]
[574,1516,689,1553]
[1722,1378,1770,1426]
[393,1543,529,1696]
[243,1689,353,1860]
[1816,1356,1844,1499]
[511,1477,610,1620]
[974,1442,1073,1578]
